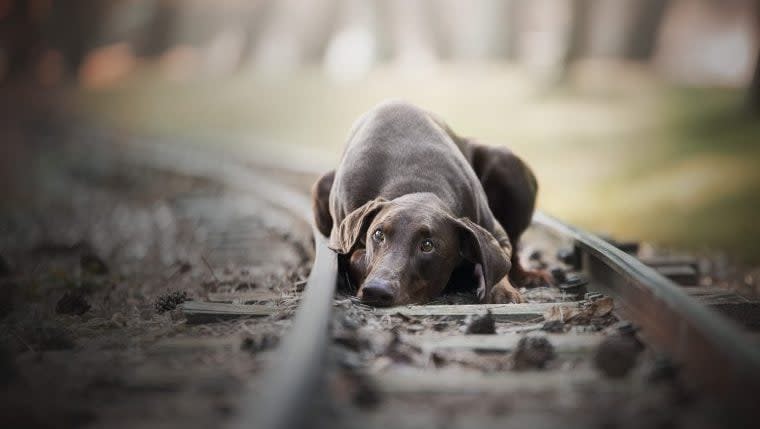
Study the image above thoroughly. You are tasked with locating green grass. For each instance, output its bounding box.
[74,66,760,262]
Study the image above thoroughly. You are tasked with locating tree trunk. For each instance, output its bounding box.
[745,3,760,114]
[45,0,104,78]
[0,1,43,83]
[503,0,523,61]
[136,0,176,58]
[624,0,671,61]
[557,0,592,83]
[746,48,760,114]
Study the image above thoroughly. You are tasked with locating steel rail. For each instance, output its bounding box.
[230,229,336,429]
[534,211,760,403]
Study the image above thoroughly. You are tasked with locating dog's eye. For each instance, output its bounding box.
[420,238,434,253]
[372,229,384,242]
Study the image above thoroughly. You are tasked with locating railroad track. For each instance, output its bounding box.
[76,130,760,428]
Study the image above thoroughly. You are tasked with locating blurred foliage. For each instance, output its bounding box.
[76,66,760,261]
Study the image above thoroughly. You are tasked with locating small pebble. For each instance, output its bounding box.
[550,267,567,284]
[465,311,496,335]
[110,312,127,327]
[431,351,447,367]
[56,291,91,315]
[432,322,449,332]
[241,333,279,353]
[593,335,643,378]
[648,355,679,383]
[177,261,192,273]
[353,374,381,409]
[541,320,565,333]
[340,315,361,330]
[512,336,555,370]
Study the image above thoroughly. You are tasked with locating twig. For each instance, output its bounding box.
[201,254,220,285]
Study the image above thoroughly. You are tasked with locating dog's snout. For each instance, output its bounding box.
[359,280,395,307]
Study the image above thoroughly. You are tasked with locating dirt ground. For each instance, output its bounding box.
[0,115,312,428]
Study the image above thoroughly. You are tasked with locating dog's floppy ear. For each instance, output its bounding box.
[311,170,335,239]
[454,217,510,293]
[329,198,388,254]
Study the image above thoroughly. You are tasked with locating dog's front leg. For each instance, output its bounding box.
[474,264,524,304]
[509,251,554,288]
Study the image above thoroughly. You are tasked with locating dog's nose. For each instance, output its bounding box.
[360,280,395,307]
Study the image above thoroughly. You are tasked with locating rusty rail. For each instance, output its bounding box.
[534,211,760,405]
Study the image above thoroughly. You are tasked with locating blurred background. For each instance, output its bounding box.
[2,0,759,262]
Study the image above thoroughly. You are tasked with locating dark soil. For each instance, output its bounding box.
[0,280,15,318]
[25,320,76,351]
[0,254,10,277]
[0,342,16,385]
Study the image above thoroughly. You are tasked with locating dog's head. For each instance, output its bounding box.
[329,194,509,306]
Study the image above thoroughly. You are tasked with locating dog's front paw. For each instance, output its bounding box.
[487,278,524,304]
[512,268,554,289]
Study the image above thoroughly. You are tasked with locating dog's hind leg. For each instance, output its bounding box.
[467,143,552,288]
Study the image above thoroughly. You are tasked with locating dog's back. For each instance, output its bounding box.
[329,101,492,229]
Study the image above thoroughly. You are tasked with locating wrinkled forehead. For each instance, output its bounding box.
[373,196,451,231]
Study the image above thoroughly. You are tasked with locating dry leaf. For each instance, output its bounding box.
[543,296,614,324]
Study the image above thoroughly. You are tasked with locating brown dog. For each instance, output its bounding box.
[312,101,549,306]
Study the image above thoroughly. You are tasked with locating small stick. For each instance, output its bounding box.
[201,255,220,286]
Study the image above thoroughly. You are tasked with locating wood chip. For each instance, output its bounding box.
[367,367,598,394]
[374,302,575,322]
[180,301,275,324]
[412,333,601,354]
[206,290,282,304]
